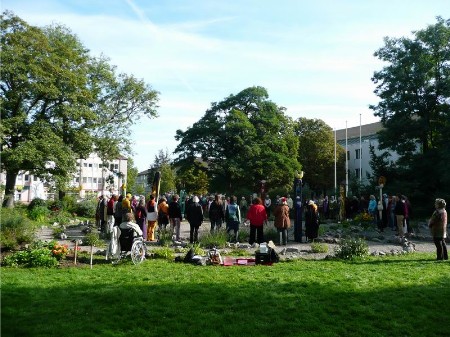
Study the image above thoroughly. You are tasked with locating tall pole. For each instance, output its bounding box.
[294,171,304,242]
[345,120,348,195]
[334,128,337,196]
[359,114,362,184]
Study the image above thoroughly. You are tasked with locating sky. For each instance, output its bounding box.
[3,0,449,172]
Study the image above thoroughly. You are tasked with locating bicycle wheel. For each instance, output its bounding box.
[130,240,146,265]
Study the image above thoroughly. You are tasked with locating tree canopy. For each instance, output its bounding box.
[173,86,301,194]
[294,118,345,196]
[0,11,159,206]
[370,17,450,211]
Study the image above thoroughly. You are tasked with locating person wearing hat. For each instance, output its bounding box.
[428,198,448,260]
[305,200,319,242]
[274,197,291,245]
[122,193,132,221]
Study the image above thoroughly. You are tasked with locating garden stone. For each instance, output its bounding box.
[286,247,300,253]
[238,243,251,249]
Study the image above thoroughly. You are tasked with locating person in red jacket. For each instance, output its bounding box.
[246,197,267,245]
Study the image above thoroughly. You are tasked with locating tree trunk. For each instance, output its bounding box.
[2,171,18,208]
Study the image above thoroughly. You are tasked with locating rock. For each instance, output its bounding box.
[60,233,67,240]
[286,247,300,253]
[238,243,251,249]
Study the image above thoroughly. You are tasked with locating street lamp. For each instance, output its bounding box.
[294,171,304,242]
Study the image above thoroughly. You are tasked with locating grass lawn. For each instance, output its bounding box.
[2,253,450,337]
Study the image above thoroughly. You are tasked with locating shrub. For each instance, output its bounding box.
[74,198,97,217]
[152,246,174,260]
[50,210,72,226]
[28,206,50,222]
[311,241,329,253]
[2,248,58,268]
[27,198,47,211]
[334,237,369,260]
[199,229,228,249]
[61,195,77,212]
[0,208,37,250]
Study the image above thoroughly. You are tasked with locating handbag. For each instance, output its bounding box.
[147,211,158,221]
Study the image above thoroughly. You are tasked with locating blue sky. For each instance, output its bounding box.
[3,0,449,172]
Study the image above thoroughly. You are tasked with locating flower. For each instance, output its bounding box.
[50,243,68,260]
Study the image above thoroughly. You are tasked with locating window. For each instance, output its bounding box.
[114,164,119,170]
[88,177,92,183]
[17,174,22,181]
[83,163,88,167]
[99,163,103,168]
[75,177,80,183]
[83,177,87,183]
[34,176,38,181]
[355,149,361,160]
[93,178,97,183]
[347,151,350,160]
[110,164,114,171]
[24,174,29,181]
[76,162,80,167]
[355,169,360,178]
[88,163,92,168]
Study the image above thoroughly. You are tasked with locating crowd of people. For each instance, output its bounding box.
[96,191,447,261]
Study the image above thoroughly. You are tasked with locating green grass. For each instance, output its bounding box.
[2,254,450,337]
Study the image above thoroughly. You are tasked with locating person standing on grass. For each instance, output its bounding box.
[134,198,147,240]
[209,194,225,233]
[246,197,267,245]
[225,195,241,243]
[145,195,157,241]
[264,194,272,219]
[428,198,448,261]
[157,197,170,232]
[169,194,182,241]
[274,197,291,245]
[305,200,319,242]
[186,196,204,244]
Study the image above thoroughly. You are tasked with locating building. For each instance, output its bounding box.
[335,121,399,186]
[136,169,152,196]
[0,154,128,203]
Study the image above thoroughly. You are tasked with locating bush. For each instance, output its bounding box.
[27,198,47,211]
[2,248,58,268]
[152,246,174,260]
[28,206,50,222]
[0,208,37,250]
[334,237,369,260]
[311,241,329,253]
[199,229,228,249]
[61,195,78,212]
[74,198,97,217]
[50,210,72,226]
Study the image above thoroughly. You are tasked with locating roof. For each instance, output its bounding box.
[335,121,383,141]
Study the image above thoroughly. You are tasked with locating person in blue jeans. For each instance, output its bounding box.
[226,196,241,243]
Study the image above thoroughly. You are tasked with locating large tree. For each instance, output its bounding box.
[370,17,450,211]
[173,86,301,194]
[0,12,159,207]
[294,118,345,196]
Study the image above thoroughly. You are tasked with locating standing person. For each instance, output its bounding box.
[368,195,377,225]
[305,200,319,242]
[106,194,116,234]
[186,196,204,244]
[122,193,132,221]
[404,195,413,234]
[246,197,267,245]
[114,195,123,227]
[157,196,169,233]
[274,197,291,245]
[225,196,241,243]
[264,195,272,219]
[146,195,157,241]
[209,194,224,233]
[239,196,248,221]
[135,198,148,240]
[394,194,407,237]
[428,198,448,261]
[169,194,182,241]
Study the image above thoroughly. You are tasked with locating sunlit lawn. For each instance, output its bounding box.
[2,253,450,337]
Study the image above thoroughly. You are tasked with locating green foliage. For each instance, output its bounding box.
[174,86,300,194]
[27,206,50,222]
[370,17,450,216]
[27,198,47,211]
[151,246,174,260]
[294,118,346,194]
[74,198,97,217]
[2,248,58,268]
[183,243,205,256]
[61,195,77,212]
[0,207,37,250]
[50,209,72,226]
[311,242,329,253]
[199,230,228,249]
[334,237,369,260]
[83,232,101,246]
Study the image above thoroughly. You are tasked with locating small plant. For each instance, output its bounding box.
[2,248,58,268]
[222,248,250,257]
[28,206,50,222]
[310,241,329,253]
[74,198,97,217]
[199,229,228,249]
[334,236,369,260]
[49,242,69,260]
[0,208,37,250]
[152,246,174,260]
[183,243,205,256]
[27,198,47,211]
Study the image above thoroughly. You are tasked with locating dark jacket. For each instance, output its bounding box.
[186,202,204,227]
[168,200,182,219]
[209,201,224,221]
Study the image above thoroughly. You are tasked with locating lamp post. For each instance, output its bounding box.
[294,171,304,242]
